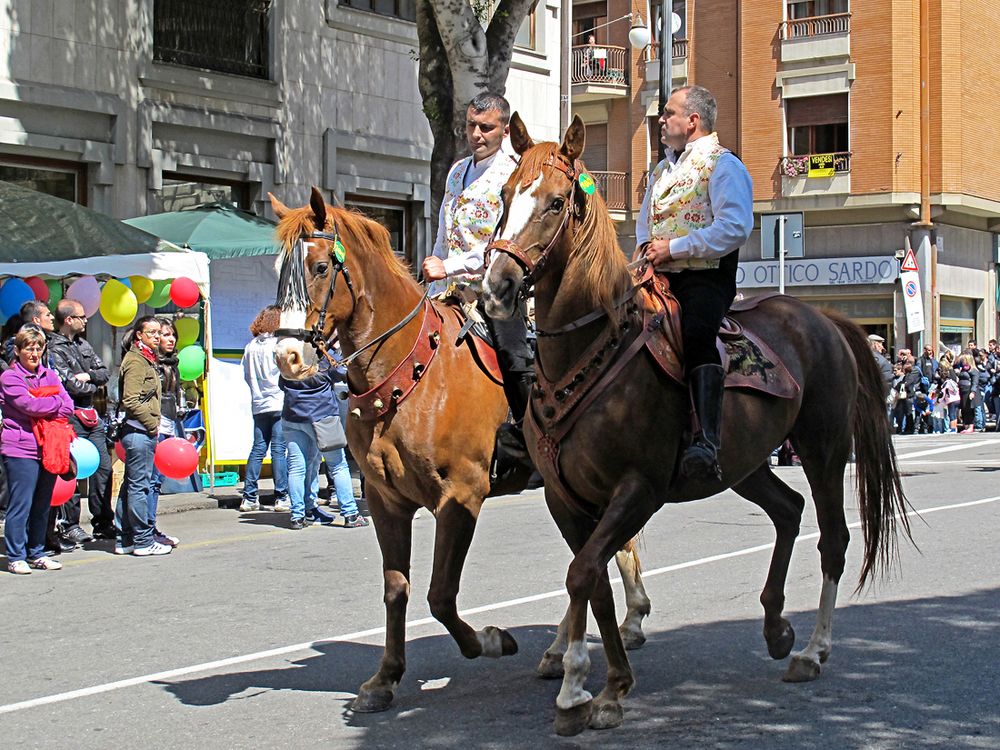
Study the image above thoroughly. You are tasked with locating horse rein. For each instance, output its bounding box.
[275,228,429,370]
[486,152,581,291]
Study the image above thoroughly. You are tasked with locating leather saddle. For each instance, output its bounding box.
[437,288,505,386]
[641,273,799,399]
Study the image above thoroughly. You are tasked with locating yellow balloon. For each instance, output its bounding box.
[129,276,154,304]
[99,279,138,328]
[174,316,200,349]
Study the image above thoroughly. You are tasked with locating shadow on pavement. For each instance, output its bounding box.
[157,587,1000,747]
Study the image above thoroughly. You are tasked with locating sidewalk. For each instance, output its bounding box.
[153,476,366,516]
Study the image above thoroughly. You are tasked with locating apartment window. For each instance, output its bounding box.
[341,0,416,22]
[786,94,849,155]
[514,2,539,50]
[0,158,86,204]
[346,196,413,266]
[156,173,251,213]
[787,0,848,19]
[153,0,271,78]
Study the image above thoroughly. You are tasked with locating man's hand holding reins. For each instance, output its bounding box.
[642,239,673,266]
[422,256,448,282]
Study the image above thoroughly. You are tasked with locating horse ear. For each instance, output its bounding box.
[560,115,586,163]
[268,192,290,219]
[508,112,534,155]
[310,186,328,231]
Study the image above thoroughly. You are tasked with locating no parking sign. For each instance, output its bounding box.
[900,270,925,334]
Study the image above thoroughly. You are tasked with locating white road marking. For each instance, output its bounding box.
[895,439,1000,460]
[1,495,997,716]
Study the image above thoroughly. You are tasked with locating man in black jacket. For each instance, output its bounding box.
[48,299,115,540]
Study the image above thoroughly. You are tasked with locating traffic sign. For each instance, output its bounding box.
[900,248,919,272]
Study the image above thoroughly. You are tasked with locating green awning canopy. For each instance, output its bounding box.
[123,202,281,259]
[0,180,163,261]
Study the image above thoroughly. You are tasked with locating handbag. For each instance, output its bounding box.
[74,408,100,429]
[313,414,347,451]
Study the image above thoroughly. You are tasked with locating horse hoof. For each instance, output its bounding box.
[782,655,821,683]
[766,623,795,660]
[554,700,593,736]
[620,627,646,651]
[536,653,564,679]
[351,687,395,713]
[497,627,519,656]
[589,700,624,730]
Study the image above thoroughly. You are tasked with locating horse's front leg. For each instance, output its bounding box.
[352,491,416,712]
[427,495,518,659]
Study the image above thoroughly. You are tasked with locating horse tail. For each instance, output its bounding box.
[823,310,914,590]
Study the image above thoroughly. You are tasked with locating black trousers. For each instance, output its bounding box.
[57,412,114,528]
[664,252,739,374]
[479,300,533,420]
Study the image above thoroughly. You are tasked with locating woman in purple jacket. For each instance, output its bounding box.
[1,327,74,574]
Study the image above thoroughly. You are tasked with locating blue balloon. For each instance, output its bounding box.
[116,277,132,288]
[0,278,34,319]
[70,438,100,480]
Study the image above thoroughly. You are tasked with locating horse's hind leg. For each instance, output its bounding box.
[427,496,518,659]
[539,537,648,680]
[784,439,851,682]
[352,491,416,712]
[615,538,651,650]
[732,463,805,660]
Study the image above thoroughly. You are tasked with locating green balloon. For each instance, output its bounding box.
[147,279,172,308]
[177,344,206,381]
[46,279,63,310]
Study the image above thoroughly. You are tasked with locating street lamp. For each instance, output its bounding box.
[628,14,651,50]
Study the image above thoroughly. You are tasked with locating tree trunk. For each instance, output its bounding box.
[418,0,538,243]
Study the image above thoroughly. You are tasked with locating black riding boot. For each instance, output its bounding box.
[680,364,725,481]
[496,373,534,461]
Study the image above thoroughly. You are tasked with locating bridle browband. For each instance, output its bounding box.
[274,227,428,369]
[486,152,581,291]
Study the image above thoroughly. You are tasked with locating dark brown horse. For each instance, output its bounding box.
[268,189,651,713]
[482,116,912,735]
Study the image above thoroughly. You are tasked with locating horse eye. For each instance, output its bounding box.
[549,197,565,212]
[314,262,329,276]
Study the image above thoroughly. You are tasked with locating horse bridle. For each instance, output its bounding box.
[275,227,429,369]
[486,152,581,291]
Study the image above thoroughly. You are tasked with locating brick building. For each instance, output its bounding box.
[573,0,1000,351]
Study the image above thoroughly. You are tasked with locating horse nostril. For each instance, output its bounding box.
[495,276,513,300]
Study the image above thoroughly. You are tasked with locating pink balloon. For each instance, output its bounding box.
[25,276,49,303]
[65,276,101,318]
[154,437,199,479]
[114,441,126,462]
[170,277,201,309]
[51,476,76,506]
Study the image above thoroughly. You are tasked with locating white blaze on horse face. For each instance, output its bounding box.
[499,173,544,241]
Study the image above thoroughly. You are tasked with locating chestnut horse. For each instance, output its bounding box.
[268,189,651,713]
[482,116,912,735]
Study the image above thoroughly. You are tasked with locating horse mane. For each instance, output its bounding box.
[275,204,414,283]
[513,142,631,315]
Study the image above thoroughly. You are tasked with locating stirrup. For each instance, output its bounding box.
[680,439,722,481]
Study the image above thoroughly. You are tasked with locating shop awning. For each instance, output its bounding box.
[123,202,280,259]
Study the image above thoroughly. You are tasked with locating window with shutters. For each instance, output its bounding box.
[782,94,851,176]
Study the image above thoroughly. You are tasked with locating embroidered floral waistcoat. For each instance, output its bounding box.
[648,132,728,271]
[440,153,517,286]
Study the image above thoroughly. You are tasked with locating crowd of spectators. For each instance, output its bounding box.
[872,334,1000,434]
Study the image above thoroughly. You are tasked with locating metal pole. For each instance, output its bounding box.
[778,215,786,295]
[657,0,672,162]
[560,0,572,133]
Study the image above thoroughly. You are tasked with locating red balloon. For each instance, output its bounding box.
[169,277,201,309]
[25,276,49,303]
[114,441,126,462]
[51,476,76,506]
[154,437,199,479]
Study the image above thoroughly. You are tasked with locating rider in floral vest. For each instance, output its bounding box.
[635,85,754,480]
[422,93,534,461]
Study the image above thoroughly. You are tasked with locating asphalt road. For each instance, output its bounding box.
[2,434,999,748]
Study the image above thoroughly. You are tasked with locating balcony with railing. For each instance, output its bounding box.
[590,171,628,211]
[780,152,852,197]
[780,13,850,63]
[571,45,629,101]
[153,0,271,79]
[644,39,688,91]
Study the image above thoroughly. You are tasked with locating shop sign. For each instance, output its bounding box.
[807,153,836,178]
[737,255,899,288]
